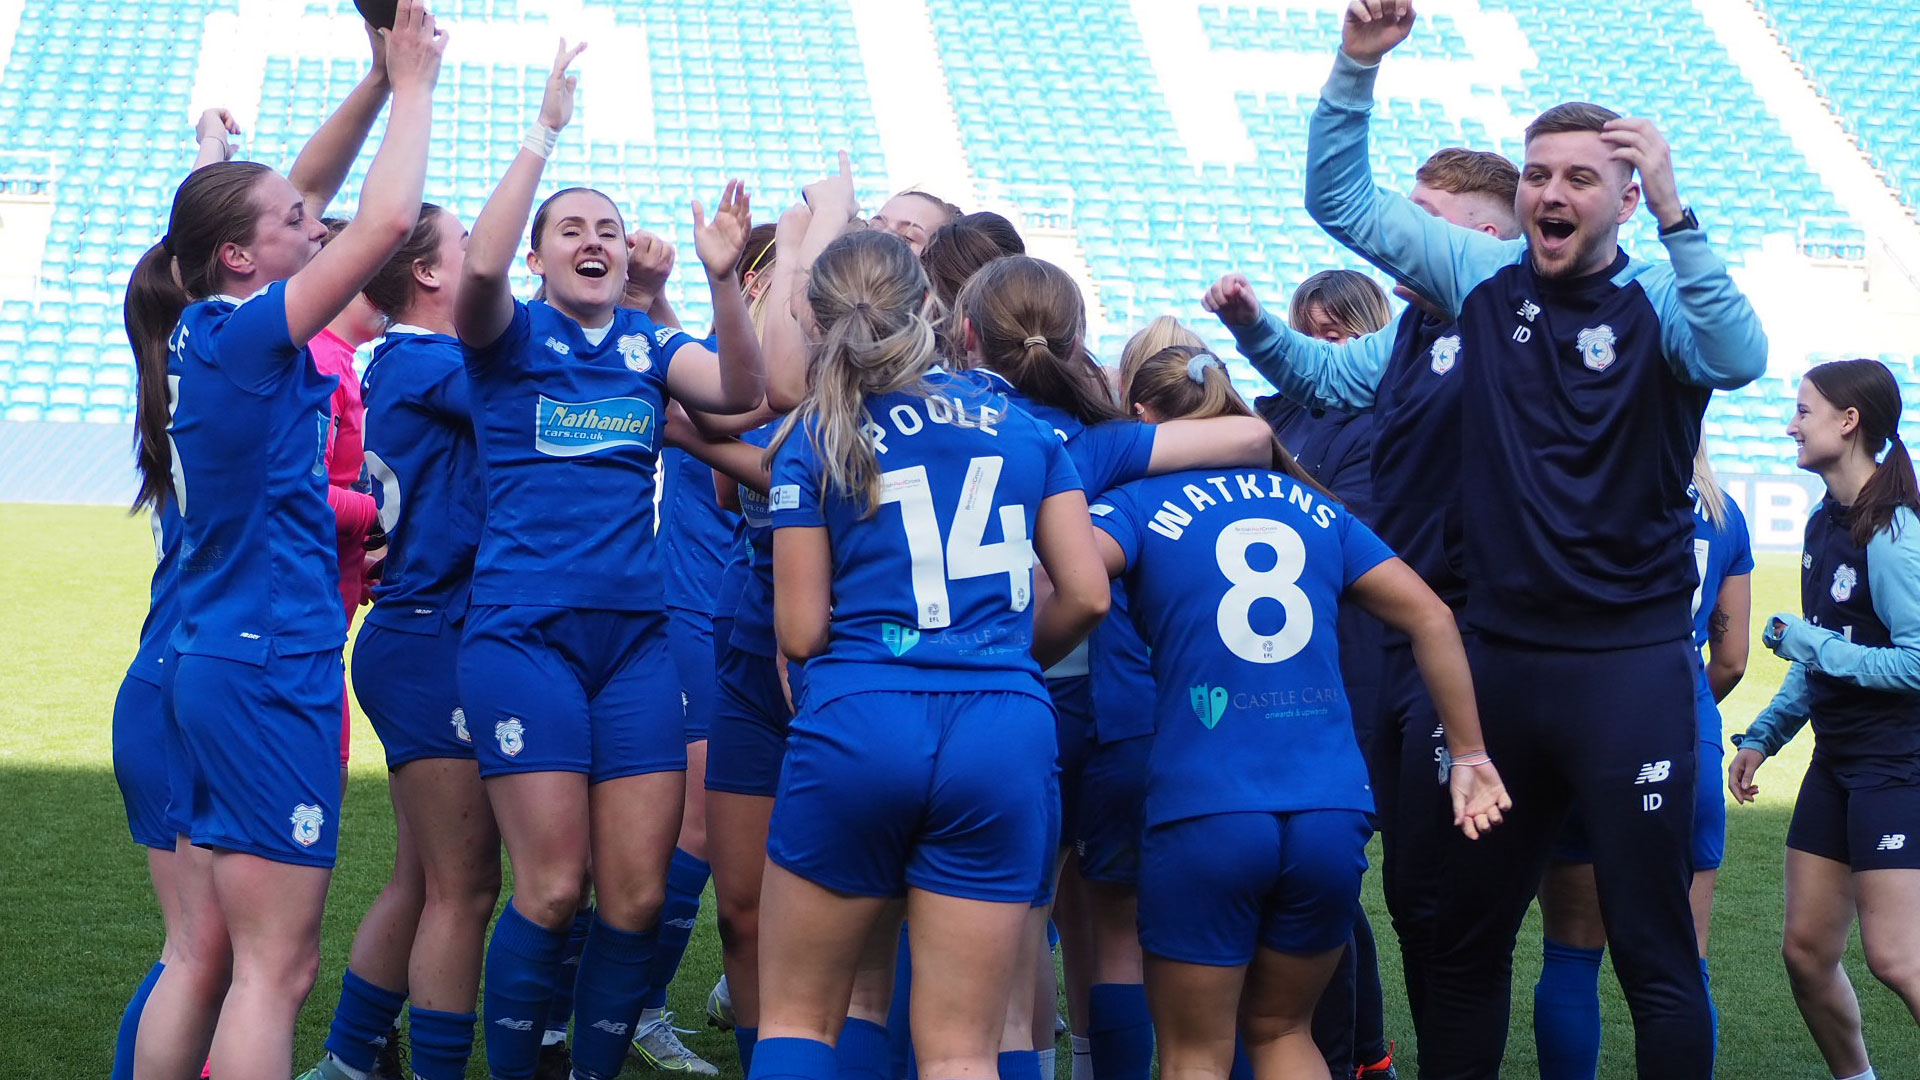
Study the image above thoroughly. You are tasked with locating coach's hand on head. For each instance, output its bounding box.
[1342,0,1416,65]
[1599,117,1687,231]
[1202,273,1263,328]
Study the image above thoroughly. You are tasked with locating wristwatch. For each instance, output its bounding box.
[1658,206,1699,237]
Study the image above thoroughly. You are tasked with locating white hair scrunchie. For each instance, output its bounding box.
[1186,352,1222,385]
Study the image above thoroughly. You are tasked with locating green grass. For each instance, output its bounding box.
[2,503,1915,1077]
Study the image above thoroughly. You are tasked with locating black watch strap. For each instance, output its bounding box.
[1659,206,1699,236]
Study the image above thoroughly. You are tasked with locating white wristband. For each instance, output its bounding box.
[521,124,559,160]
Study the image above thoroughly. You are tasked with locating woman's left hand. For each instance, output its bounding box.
[693,179,752,280]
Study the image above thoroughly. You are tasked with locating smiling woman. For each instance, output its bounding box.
[446,37,768,1080]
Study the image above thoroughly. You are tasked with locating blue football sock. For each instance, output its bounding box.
[407,1005,476,1080]
[736,1026,760,1075]
[644,848,711,1011]
[750,1036,837,1080]
[837,1017,891,1080]
[111,961,164,1080]
[888,925,914,1080]
[324,966,408,1074]
[570,914,657,1080]
[1087,983,1153,1080]
[484,899,566,1080]
[999,1049,1042,1080]
[546,905,593,1043]
[1701,956,1719,1062]
[1533,938,1604,1080]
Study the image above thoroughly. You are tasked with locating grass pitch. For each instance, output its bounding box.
[2,503,1915,1077]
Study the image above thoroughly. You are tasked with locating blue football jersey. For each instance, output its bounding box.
[660,447,735,615]
[1688,491,1754,652]
[166,283,345,662]
[1092,470,1396,825]
[361,328,484,633]
[727,420,783,658]
[769,370,1082,707]
[462,300,699,610]
[128,499,185,683]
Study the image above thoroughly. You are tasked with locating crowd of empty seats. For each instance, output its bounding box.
[0,0,1911,481]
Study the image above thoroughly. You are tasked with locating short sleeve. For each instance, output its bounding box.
[1725,497,1755,577]
[1075,419,1157,494]
[1089,488,1143,574]
[420,362,472,423]
[1339,512,1397,588]
[646,316,704,386]
[1040,429,1084,500]
[768,428,826,530]
[463,300,532,378]
[211,282,302,395]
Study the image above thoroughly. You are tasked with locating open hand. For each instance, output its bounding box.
[539,39,589,131]
[1342,0,1416,65]
[1450,760,1512,840]
[1202,273,1263,327]
[694,179,752,280]
[382,0,448,95]
[1600,118,1683,229]
[1727,747,1764,804]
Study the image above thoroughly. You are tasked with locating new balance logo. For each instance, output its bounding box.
[665,917,698,930]
[592,1019,630,1036]
[495,1017,535,1031]
[1634,760,1672,784]
[1879,834,1908,852]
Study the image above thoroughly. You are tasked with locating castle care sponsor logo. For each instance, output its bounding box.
[535,395,658,457]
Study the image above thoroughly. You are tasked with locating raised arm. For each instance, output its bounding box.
[288,23,393,218]
[1204,273,1394,411]
[283,0,443,346]
[191,108,241,172]
[662,180,765,415]
[1145,416,1276,474]
[760,200,819,412]
[1305,1,1516,315]
[622,229,680,328]
[663,402,773,494]
[1348,555,1510,838]
[456,40,585,349]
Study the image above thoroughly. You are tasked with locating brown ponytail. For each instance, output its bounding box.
[959,256,1122,424]
[1121,344,1333,501]
[1805,358,1918,545]
[124,160,273,512]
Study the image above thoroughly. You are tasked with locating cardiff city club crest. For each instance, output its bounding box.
[1832,563,1858,603]
[616,333,652,373]
[496,717,526,758]
[1429,334,1461,375]
[1577,325,1618,372]
[289,804,325,848]
[451,707,470,744]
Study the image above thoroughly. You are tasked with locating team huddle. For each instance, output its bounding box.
[103,1,1920,1079]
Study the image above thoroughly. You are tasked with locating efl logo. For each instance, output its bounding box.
[1879,834,1907,852]
[1634,760,1672,784]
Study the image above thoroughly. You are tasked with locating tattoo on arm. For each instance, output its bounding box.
[1709,606,1730,643]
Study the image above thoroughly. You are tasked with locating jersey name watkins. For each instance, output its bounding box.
[1147,473,1336,540]
[862,393,1003,454]
[534,395,658,457]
